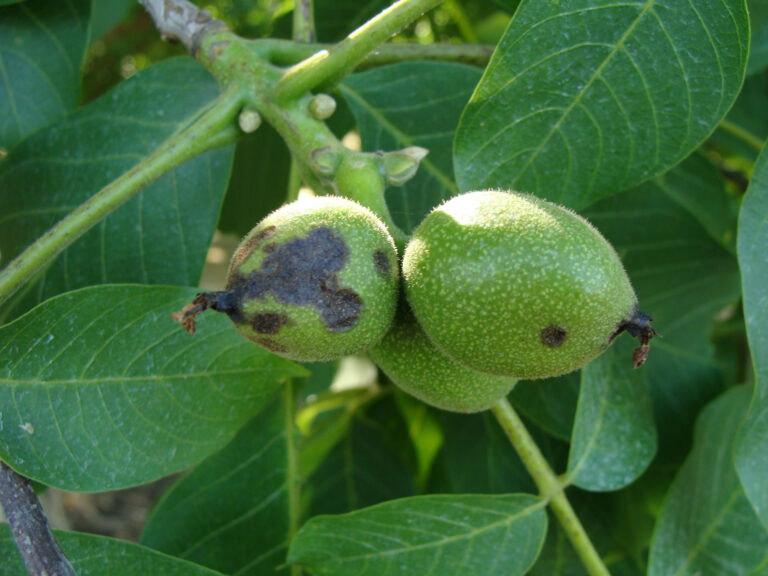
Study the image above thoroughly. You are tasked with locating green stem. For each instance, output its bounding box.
[292,0,315,43]
[718,119,765,153]
[274,0,445,101]
[0,89,244,307]
[258,39,494,68]
[491,398,611,576]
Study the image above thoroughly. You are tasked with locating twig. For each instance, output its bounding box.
[137,0,227,54]
[0,461,77,576]
[274,0,445,101]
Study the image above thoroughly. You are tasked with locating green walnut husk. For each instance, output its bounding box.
[403,190,655,380]
[369,303,517,413]
[174,196,399,362]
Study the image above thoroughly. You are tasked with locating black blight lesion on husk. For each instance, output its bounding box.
[172,226,362,336]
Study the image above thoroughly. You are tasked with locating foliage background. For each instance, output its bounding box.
[0,0,767,575]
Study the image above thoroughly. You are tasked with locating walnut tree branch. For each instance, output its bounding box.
[137,0,227,54]
[0,461,77,576]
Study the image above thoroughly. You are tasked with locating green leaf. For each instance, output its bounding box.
[394,389,443,491]
[89,0,136,41]
[0,57,233,323]
[454,0,749,209]
[342,62,481,232]
[649,385,768,576]
[0,525,227,575]
[314,0,394,42]
[307,395,414,516]
[0,285,306,491]
[273,0,394,42]
[216,124,290,237]
[287,494,548,576]
[735,141,768,532]
[655,153,735,251]
[297,386,368,478]
[510,373,579,442]
[567,338,657,491]
[439,410,537,494]
[748,0,768,75]
[710,72,768,161]
[583,171,741,463]
[0,0,90,150]
[141,387,297,575]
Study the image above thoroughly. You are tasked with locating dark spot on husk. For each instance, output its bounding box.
[374,250,390,275]
[540,325,567,348]
[252,312,290,334]
[610,304,658,369]
[320,288,363,331]
[262,243,276,253]
[255,338,287,353]
[230,226,277,270]
[227,227,362,332]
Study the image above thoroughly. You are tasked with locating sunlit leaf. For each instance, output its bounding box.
[455,0,749,209]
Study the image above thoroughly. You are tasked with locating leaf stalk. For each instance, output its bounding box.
[491,397,611,576]
[258,40,494,68]
[274,0,445,101]
[718,119,765,153]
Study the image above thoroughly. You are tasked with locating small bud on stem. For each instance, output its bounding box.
[309,94,337,120]
[238,109,262,133]
[383,146,429,186]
